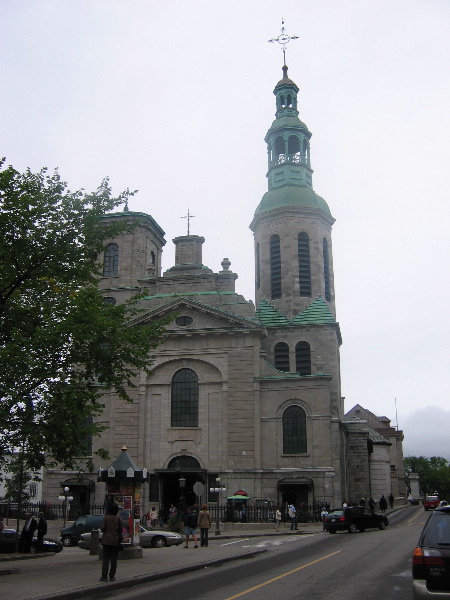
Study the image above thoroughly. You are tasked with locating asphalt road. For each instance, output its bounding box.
[98,506,426,600]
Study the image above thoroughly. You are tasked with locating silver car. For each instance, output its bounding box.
[77,525,183,549]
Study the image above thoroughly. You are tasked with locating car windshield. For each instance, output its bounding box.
[426,496,439,501]
[327,510,343,516]
[423,512,450,546]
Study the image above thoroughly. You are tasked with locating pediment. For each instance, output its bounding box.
[130,297,261,333]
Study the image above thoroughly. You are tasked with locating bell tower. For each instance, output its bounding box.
[250,61,336,321]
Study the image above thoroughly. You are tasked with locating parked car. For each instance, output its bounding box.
[412,505,450,599]
[323,506,389,533]
[423,496,440,511]
[60,511,131,547]
[77,524,183,549]
[0,528,63,553]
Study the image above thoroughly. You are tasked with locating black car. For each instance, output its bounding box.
[0,528,63,553]
[324,506,389,533]
[412,505,450,599]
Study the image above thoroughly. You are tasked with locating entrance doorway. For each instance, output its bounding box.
[157,456,207,521]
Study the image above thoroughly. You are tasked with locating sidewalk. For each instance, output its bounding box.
[0,525,320,600]
[0,507,405,600]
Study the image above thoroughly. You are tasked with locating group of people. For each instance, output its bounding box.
[340,493,395,513]
[17,512,48,553]
[182,504,212,548]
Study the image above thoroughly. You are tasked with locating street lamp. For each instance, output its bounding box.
[209,477,226,535]
[178,475,186,514]
[58,486,74,528]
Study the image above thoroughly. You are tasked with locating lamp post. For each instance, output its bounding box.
[58,486,74,527]
[209,477,226,535]
[178,475,186,515]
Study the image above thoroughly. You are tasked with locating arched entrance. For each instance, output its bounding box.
[156,456,207,518]
[279,477,313,520]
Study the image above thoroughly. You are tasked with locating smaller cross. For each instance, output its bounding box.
[181,209,196,235]
[268,18,299,65]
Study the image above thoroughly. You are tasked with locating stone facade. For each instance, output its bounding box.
[40,63,404,516]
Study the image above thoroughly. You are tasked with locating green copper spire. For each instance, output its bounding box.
[252,63,333,222]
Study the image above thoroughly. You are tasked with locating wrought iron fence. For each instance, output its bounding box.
[0,501,107,522]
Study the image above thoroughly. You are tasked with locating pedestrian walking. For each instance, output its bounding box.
[197,504,211,547]
[320,506,328,532]
[379,495,387,513]
[388,493,394,509]
[183,506,198,548]
[275,507,282,530]
[99,504,122,582]
[36,512,47,552]
[150,506,158,528]
[20,513,37,553]
[288,504,297,530]
[368,497,375,511]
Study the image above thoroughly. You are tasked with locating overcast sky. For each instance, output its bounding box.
[2,0,449,459]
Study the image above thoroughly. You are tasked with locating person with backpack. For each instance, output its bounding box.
[183,506,198,548]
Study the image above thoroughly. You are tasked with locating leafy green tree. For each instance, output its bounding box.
[2,458,33,503]
[404,456,450,498]
[0,160,170,472]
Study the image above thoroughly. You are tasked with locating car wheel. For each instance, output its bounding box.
[379,521,386,530]
[328,528,336,534]
[151,536,167,548]
[348,523,357,533]
[62,536,74,547]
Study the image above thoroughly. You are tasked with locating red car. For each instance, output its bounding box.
[423,495,440,511]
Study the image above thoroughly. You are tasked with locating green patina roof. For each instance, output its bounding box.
[266,115,311,135]
[254,185,333,220]
[255,299,290,327]
[255,296,336,327]
[143,291,237,299]
[292,295,336,325]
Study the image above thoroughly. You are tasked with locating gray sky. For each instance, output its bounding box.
[2,0,449,459]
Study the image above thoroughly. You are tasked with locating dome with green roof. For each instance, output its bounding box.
[254,185,333,220]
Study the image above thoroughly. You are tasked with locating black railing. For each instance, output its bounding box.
[0,501,329,525]
[0,501,107,522]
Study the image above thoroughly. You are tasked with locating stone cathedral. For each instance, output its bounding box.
[42,62,405,513]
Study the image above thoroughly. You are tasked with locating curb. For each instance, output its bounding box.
[30,548,267,600]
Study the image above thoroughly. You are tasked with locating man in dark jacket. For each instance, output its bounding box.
[36,512,48,552]
[20,513,37,552]
[183,506,198,548]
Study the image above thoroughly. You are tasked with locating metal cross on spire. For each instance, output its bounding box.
[181,208,196,235]
[268,18,299,65]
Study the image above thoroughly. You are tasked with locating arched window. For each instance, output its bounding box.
[283,405,307,454]
[270,234,281,299]
[255,243,261,290]
[102,296,117,305]
[150,251,156,265]
[298,233,311,297]
[288,135,300,162]
[274,342,290,372]
[171,368,199,427]
[274,137,285,164]
[296,341,311,375]
[103,243,119,277]
[323,238,331,302]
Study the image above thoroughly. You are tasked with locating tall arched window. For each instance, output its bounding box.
[255,243,261,290]
[103,243,119,277]
[274,342,290,372]
[283,405,307,454]
[171,368,199,427]
[270,234,281,299]
[298,232,311,297]
[296,342,311,376]
[323,238,331,301]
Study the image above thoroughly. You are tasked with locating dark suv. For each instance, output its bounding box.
[324,506,389,534]
[412,505,450,599]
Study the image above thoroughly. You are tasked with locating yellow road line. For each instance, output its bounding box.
[408,508,425,524]
[224,550,342,600]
